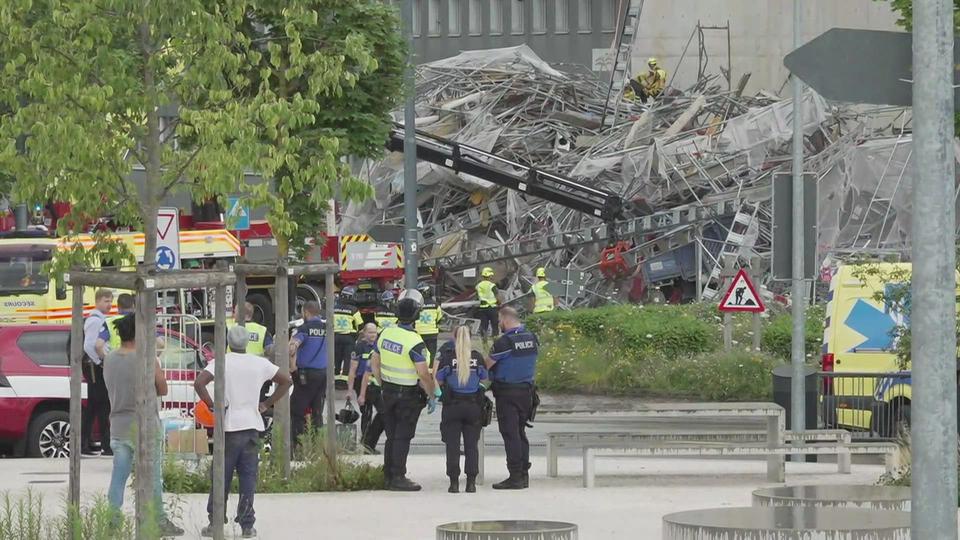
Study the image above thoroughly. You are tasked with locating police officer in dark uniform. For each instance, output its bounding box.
[370,291,438,491]
[486,306,539,490]
[347,322,383,453]
[289,301,329,448]
[436,325,489,494]
[333,287,361,382]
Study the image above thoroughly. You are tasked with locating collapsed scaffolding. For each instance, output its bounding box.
[343,44,960,309]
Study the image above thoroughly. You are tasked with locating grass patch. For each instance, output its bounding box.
[164,426,385,494]
[0,492,136,540]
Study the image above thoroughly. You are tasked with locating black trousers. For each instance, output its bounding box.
[440,396,482,478]
[207,429,259,529]
[421,335,438,364]
[81,361,110,452]
[334,334,355,376]
[361,384,384,450]
[477,307,499,338]
[381,383,425,480]
[290,368,326,447]
[494,385,533,475]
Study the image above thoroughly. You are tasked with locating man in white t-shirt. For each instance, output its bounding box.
[195,325,292,538]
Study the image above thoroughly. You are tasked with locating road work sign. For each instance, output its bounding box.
[784,28,960,107]
[718,269,765,313]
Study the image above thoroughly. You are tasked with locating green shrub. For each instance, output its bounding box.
[643,351,778,401]
[0,492,136,540]
[761,304,824,361]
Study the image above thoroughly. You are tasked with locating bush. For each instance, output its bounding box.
[164,426,386,494]
[761,304,824,362]
[0,492,136,540]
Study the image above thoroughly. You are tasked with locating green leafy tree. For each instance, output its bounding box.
[877,0,960,30]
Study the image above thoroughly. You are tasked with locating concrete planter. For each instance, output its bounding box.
[753,485,911,511]
[662,507,910,539]
[436,520,578,540]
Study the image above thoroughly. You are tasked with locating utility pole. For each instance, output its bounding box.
[789,0,807,446]
[911,0,958,537]
[402,0,419,290]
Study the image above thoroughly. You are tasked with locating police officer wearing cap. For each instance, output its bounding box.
[436,325,489,494]
[531,268,556,314]
[476,267,500,350]
[415,283,442,363]
[486,306,539,490]
[370,291,438,491]
[375,290,398,330]
[333,287,362,381]
[288,300,328,448]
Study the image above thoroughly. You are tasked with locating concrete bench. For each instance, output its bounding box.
[547,429,855,481]
[582,440,898,488]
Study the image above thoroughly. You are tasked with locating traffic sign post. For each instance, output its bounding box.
[226,196,250,231]
[156,207,180,270]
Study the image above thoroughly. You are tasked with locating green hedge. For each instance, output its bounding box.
[760,304,824,362]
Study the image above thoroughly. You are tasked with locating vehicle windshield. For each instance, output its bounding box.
[0,245,52,295]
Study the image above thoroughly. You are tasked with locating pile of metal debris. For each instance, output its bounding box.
[343,45,958,308]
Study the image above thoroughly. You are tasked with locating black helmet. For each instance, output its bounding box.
[396,297,420,323]
[417,282,433,299]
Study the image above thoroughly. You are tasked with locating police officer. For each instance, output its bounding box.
[415,283,442,363]
[375,290,398,330]
[229,301,273,356]
[288,301,328,448]
[347,322,383,453]
[486,306,539,490]
[476,267,500,350]
[436,325,489,494]
[531,268,556,314]
[333,287,361,381]
[370,292,437,491]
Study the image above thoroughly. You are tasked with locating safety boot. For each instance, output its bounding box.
[388,476,422,492]
[448,476,459,493]
[491,473,526,490]
[465,476,477,493]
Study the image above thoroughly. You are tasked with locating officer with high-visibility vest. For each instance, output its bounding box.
[370,290,438,491]
[532,268,556,314]
[375,290,398,330]
[333,287,362,382]
[476,267,500,350]
[98,293,136,353]
[228,301,273,356]
[415,283,442,364]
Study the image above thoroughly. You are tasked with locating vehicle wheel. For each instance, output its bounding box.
[246,293,273,333]
[201,329,215,353]
[27,411,71,458]
[295,283,322,319]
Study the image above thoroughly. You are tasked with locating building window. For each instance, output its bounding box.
[468,0,482,35]
[555,0,569,33]
[428,0,441,35]
[448,0,462,35]
[578,0,592,32]
[511,0,524,34]
[532,0,547,33]
[601,0,616,31]
[413,0,422,36]
[491,0,503,34]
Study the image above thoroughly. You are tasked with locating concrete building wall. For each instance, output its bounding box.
[407,0,900,93]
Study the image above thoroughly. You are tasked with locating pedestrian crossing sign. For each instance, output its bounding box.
[718,269,765,313]
[227,196,250,231]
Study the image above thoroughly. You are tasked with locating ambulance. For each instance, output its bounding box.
[821,262,958,437]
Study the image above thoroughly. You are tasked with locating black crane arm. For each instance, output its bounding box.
[388,124,624,222]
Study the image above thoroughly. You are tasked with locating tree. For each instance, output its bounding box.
[877,0,960,31]
[0,0,397,534]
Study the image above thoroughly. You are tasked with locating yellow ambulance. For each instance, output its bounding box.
[0,229,241,325]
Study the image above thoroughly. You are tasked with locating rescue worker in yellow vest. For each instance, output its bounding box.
[532,268,556,314]
[333,287,362,383]
[228,302,273,356]
[415,283,442,364]
[375,290,399,331]
[370,290,438,491]
[476,267,500,350]
[626,58,668,103]
[99,293,136,353]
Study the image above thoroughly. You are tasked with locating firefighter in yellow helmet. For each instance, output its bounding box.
[476,267,500,350]
[626,57,668,103]
[531,267,556,314]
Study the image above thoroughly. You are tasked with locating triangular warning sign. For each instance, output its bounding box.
[229,200,246,217]
[157,212,175,240]
[718,269,766,313]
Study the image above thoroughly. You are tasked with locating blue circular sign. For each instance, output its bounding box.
[156,246,177,270]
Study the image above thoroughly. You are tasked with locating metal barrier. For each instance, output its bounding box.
[156,314,205,418]
[815,371,911,440]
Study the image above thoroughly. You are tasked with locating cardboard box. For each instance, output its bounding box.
[166,429,209,455]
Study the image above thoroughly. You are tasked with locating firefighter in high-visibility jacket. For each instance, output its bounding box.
[375,290,399,331]
[370,291,438,492]
[415,283,442,364]
[532,267,556,314]
[334,287,362,381]
[476,267,500,350]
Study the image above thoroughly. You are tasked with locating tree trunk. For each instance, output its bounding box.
[274,239,292,477]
